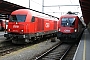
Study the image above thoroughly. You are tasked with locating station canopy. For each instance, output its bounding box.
[79,0,90,25]
[0,0,28,15]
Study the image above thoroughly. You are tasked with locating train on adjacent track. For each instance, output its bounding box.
[4,9,59,44]
[57,13,85,42]
[0,19,8,31]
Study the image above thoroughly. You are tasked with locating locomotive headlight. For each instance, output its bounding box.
[58,28,60,31]
[20,30,24,34]
[21,30,24,32]
[8,29,10,31]
[74,29,77,32]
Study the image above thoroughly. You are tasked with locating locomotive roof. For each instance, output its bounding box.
[61,14,78,17]
[12,9,59,21]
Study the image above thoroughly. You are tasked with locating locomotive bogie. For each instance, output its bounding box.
[57,32,77,39]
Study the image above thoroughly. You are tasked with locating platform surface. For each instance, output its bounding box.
[73,29,90,60]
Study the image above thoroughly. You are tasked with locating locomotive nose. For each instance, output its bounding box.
[8,23,24,33]
[60,27,75,33]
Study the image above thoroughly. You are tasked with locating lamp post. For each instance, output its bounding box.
[29,0,30,9]
[42,0,44,12]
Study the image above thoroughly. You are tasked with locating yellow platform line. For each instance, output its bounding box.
[83,33,86,60]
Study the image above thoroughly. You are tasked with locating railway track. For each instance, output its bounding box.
[63,44,78,60]
[0,42,33,56]
[0,36,78,60]
[0,37,55,56]
[0,35,12,49]
[33,43,73,60]
[0,46,15,56]
[0,44,28,56]
[0,39,42,56]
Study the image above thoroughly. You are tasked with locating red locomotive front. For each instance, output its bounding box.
[4,9,58,44]
[57,14,84,42]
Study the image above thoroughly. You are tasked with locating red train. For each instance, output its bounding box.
[0,19,8,30]
[57,14,84,42]
[4,9,58,44]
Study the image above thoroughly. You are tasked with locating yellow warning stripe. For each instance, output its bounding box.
[83,33,86,60]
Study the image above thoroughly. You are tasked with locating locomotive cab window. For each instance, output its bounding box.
[0,20,2,22]
[10,15,26,22]
[31,16,35,22]
[61,18,75,27]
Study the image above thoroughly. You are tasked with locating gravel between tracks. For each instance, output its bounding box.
[0,38,60,60]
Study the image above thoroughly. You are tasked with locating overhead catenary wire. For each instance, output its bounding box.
[30,0,54,12]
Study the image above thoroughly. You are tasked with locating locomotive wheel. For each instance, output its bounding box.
[12,39,29,44]
[12,39,18,44]
[25,39,32,43]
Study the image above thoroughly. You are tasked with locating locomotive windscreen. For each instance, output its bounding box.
[61,18,75,27]
[10,15,26,22]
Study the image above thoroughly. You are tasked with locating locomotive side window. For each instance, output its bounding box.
[31,16,35,22]
[10,15,26,22]
[0,20,2,22]
[61,18,75,27]
[0,20,2,25]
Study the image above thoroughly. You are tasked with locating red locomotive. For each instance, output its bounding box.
[57,14,84,42]
[4,9,58,44]
[0,19,8,30]
[0,19,5,30]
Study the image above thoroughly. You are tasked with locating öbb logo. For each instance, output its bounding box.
[45,23,50,28]
[13,25,19,28]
